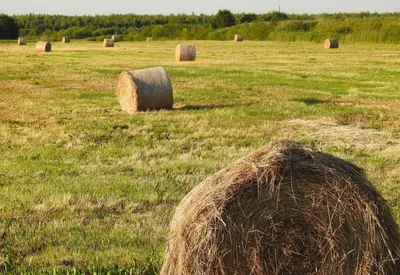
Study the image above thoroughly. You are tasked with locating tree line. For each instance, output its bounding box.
[1,11,400,43]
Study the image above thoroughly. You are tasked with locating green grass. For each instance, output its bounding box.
[0,40,400,273]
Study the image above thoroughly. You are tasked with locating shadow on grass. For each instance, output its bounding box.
[293,98,328,105]
[175,103,255,111]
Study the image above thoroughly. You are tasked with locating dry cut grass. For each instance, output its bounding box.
[0,40,399,273]
[162,140,400,274]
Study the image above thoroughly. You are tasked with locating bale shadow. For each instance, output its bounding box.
[175,102,255,111]
[293,98,328,105]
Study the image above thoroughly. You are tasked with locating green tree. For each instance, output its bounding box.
[212,9,236,29]
[241,13,257,23]
[0,14,19,39]
[259,11,289,22]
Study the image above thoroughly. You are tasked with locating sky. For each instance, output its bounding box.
[1,0,399,15]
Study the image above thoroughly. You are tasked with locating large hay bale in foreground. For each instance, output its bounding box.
[234,34,244,42]
[18,37,27,46]
[116,66,173,113]
[62,36,71,43]
[36,41,51,52]
[111,34,122,42]
[324,38,339,49]
[175,44,196,62]
[161,140,400,275]
[103,39,114,48]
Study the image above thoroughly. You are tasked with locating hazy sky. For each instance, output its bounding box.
[1,0,399,15]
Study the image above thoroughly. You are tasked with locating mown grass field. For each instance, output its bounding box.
[0,40,399,274]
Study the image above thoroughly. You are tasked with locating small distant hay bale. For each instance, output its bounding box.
[36,41,51,52]
[175,44,196,62]
[18,37,27,46]
[103,39,114,48]
[234,34,244,42]
[324,38,339,49]
[161,140,400,275]
[111,35,122,42]
[146,37,153,41]
[116,66,173,113]
[62,36,71,43]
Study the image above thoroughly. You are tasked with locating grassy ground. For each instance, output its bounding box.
[0,40,399,274]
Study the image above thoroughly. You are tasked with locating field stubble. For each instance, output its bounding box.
[0,40,399,273]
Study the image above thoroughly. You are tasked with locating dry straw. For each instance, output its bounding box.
[62,36,71,43]
[161,140,400,275]
[324,39,339,49]
[103,39,114,48]
[234,34,244,42]
[36,41,51,52]
[175,44,196,62]
[17,37,27,46]
[147,37,153,41]
[111,35,122,42]
[116,66,173,113]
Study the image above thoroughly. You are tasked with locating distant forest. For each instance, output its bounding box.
[1,11,400,43]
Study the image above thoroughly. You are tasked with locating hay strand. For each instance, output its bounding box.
[18,37,27,46]
[324,39,339,49]
[36,41,51,52]
[62,36,71,43]
[161,140,400,275]
[175,44,196,62]
[116,66,173,113]
[234,34,244,42]
[103,39,114,48]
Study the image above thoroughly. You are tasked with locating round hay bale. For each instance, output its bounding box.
[116,66,173,113]
[62,36,71,43]
[161,140,400,275]
[103,39,114,48]
[111,35,122,42]
[36,41,51,52]
[234,34,244,42]
[146,37,153,41]
[18,37,27,46]
[175,44,196,62]
[324,38,339,49]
